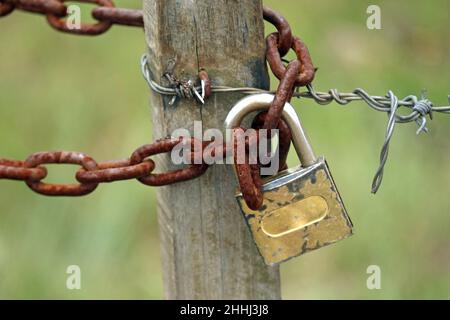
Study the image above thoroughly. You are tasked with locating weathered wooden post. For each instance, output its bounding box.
[143,0,280,299]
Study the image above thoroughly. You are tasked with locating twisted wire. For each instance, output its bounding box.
[371,91,399,193]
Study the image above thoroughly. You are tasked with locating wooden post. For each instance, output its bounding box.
[143,0,281,299]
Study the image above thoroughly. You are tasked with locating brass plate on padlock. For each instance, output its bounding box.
[236,157,353,265]
[261,196,329,237]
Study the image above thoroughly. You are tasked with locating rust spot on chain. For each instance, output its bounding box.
[251,113,292,173]
[0,1,14,16]
[262,6,293,57]
[3,0,67,16]
[76,159,155,183]
[130,137,209,186]
[92,6,143,27]
[198,70,211,100]
[233,128,263,210]
[46,0,114,35]
[24,151,99,196]
[266,33,315,87]
[0,159,47,181]
[263,60,300,129]
[275,119,291,172]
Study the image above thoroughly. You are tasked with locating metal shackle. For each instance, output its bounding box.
[225,93,317,167]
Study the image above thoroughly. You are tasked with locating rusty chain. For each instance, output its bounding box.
[234,6,315,210]
[0,0,143,35]
[0,137,208,196]
[0,5,315,210]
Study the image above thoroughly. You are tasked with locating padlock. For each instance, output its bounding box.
[225,93,353,265]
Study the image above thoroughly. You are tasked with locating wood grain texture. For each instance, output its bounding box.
[143,0,280,300]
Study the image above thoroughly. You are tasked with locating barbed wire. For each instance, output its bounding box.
[141,54,450,193]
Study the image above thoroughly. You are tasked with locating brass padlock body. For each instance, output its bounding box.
[236,157,353,265]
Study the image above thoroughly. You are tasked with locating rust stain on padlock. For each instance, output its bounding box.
[237,158,353,265]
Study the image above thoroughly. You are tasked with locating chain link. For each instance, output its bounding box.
[0,0,143,35]
[262,6,293,57]
[129,137,209,186]
[24,151,100,196]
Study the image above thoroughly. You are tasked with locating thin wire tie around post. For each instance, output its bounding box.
[141,55,205,105]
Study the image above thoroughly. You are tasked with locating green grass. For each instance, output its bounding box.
[0,0,449,299]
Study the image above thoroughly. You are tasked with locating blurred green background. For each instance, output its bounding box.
[0,0,449,299]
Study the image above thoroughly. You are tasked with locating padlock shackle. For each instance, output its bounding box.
[225,93,317,167]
